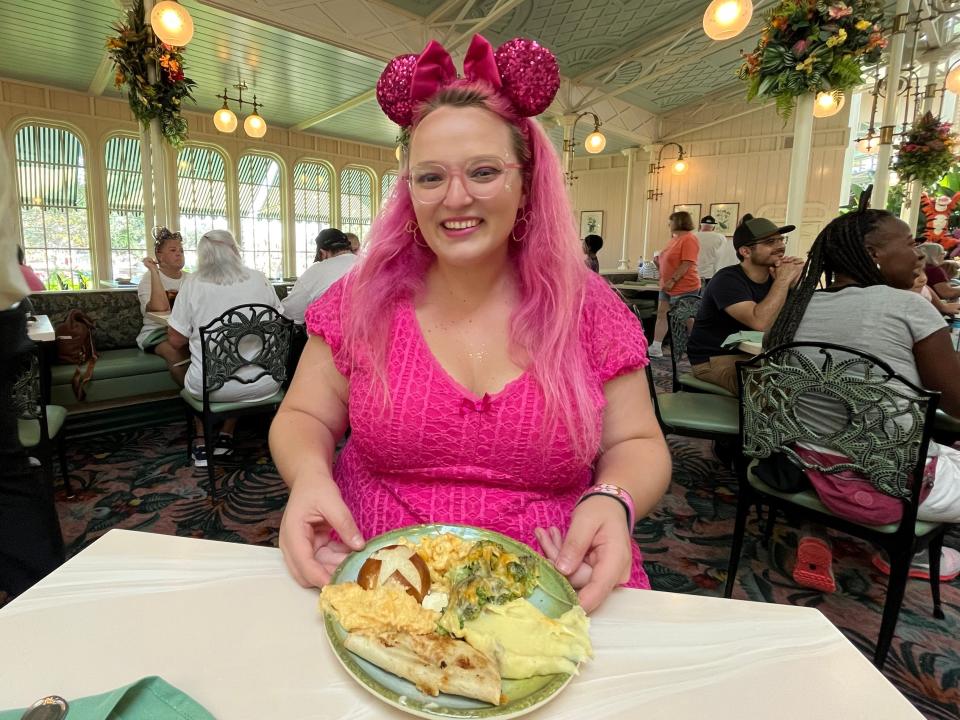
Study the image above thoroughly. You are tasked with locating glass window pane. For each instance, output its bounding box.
[14,124,92,290]
[293,161,333,276]
[380,171,398,209]
[340,166,373,257]
[104,135,146,282]
[177,145,229,270]
[238,154,284,278]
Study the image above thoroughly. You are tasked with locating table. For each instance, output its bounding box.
[26,314,55,342]
[612,281,661,296]
[0,530,922,719]
[145,310,171,326]
[738,339,763,355]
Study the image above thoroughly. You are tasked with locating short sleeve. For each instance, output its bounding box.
[582,274,649,384]
[304,275,351,375]
[927,265,949,286]
[711,269,753,311]
[680,234,700,263]
[137,272,152,314]
[901,289,949,343]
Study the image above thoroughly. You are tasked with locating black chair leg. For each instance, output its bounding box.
[928,534,945,620]
[874,548,912,669]
[185,408,194,464]
[724,492,752,598]
[761,506,776,549]
[204,415,217,501]
[56,436,74,499]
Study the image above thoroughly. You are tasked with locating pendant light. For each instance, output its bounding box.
[813,91,845,118]
[213,98,238,133]
[244,109,268,139]
[703,0,753,41]
[150,1,195,46]
[214,82,268,138]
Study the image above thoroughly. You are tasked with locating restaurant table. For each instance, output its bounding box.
[26,314,56,404]
[612,281,661,296]
[0,530,923,720]
[26,314,55,342]
[145,310,171,326]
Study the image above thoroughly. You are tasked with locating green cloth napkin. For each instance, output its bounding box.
[721,330,764,349]
[0,677,215,720]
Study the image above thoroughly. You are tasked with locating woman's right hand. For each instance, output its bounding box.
[279,477,365,587]
[142,257,160,272]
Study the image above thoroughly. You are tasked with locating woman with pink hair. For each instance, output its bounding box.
[270,36,670,612]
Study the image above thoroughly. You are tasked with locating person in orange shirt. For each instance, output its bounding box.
[648,211,701,357]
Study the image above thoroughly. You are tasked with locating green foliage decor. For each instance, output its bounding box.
[740,0,886,118]
[891,112,958,187]
[106,0,196,148]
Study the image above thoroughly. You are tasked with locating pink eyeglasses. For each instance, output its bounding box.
[407,155,523,204]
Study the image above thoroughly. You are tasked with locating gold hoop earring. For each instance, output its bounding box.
[511,208,531,243]
[406,219,428,248]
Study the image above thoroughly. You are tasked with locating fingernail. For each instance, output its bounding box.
[557,558,572,574]
[350,534,364,548]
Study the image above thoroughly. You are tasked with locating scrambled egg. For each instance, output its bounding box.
[400,534,475,589]
[450,599,592,679]
[319,582,439,635]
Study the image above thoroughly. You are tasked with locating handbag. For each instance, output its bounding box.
[54,309,98,401]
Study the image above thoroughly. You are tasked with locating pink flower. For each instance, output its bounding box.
[792,39,809,55]
[829,3,853,19]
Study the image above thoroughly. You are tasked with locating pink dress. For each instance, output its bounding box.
[305,271,652,588]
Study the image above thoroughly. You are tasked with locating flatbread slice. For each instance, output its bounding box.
[344,631,502,705]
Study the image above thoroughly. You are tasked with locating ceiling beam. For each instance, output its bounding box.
[449,0,529,48]
[426,0,474,24]
[291,89,377,132]
[89,56,116,96]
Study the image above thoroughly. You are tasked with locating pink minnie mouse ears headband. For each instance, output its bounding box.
[376,34,560,127]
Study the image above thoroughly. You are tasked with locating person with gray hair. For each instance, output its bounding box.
[167,229,284,467]
[919,242,960,300]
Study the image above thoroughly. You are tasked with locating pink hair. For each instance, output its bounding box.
[343,81,598,460]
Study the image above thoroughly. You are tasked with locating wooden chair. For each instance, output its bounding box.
[724,342,947,669]
[666,296,734,397]
[182,304,292,499]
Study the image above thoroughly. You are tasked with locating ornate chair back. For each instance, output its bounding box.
[666,294,701,391]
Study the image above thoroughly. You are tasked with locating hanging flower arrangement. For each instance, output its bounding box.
[891,112,958,187]
[739,1,886,118]
[106,0,196,148]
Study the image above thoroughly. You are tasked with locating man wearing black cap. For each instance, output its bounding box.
[685,215,804,394]
[692,215,728,286]
[283,228,358,324]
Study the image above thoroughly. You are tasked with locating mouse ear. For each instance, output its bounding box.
[494,38,560,117]
[376,54,419,127]
[858,184,874,212]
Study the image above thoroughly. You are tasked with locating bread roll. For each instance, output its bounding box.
[358,545,431,602]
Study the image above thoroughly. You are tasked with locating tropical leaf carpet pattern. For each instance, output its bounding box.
[42,357,960,719]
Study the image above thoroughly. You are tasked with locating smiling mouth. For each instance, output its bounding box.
[441,219,481,230]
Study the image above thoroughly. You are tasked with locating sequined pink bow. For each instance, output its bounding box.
[376,34,560,127]
[459,393,493,416]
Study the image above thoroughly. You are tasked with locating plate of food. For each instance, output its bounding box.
[319,523,592,719]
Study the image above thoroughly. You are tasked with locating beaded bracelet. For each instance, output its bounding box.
[576,483,636,530]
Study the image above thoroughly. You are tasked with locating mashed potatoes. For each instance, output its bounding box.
[319,582,440,635]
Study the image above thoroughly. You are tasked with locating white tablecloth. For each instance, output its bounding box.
[0,530,922,719]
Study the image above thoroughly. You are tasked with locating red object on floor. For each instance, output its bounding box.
[793,536,837,593]
[872,549,960,582]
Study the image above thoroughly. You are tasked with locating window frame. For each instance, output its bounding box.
[237,150,287,279]
[339,164,376,244]
[292,157,337,276]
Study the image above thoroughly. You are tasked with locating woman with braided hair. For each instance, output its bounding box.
[270,35,671,612]
[767,193,960,591]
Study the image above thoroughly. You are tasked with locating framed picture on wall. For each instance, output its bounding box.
[672,204,701,223]
[709,202,740,236]
[579,210,604,238]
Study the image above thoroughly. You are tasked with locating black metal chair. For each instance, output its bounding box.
[13,350,72,497]
[182,304,292,499]
[724,342,946,669]
[666,295,734,397]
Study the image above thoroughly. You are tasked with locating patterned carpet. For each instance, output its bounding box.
[41,357,959,719]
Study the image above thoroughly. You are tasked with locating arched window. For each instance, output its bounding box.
[104,135,146,283]
[15,124,91,290]
[238,154,283,278]
[340,166,374,242]
[177,145,229,269]
[293,160,333,275]
[380,170,398,210]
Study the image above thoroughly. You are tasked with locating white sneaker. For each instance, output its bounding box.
[647,344,663,358]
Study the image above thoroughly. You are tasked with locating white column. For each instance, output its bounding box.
[837,91,862,209]
[144,0,171,232]
[560,114,578,186]
[618,148,637,270]
[640,143,661,263]
[784,93,815,234]
[873,0,910,209]
[904,60,940,227]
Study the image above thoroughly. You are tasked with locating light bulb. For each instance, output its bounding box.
[395,145,403,162]
[150,1,195,46]
[672,159,688,175]
[703,0,753,41]
[244,112,267,138]
[213,105,237,133]
[857,137,879,154]
[947,66,960,95]
[584,130,606,154]
[813,91,845,118]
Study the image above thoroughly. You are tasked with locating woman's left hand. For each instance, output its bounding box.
[535,496,632,613]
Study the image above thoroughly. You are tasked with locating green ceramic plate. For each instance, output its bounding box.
[322,523,582,719]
